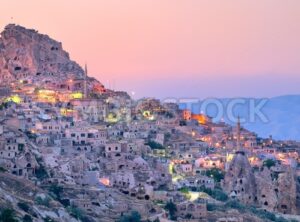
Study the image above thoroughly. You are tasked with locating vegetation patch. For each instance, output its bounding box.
[118,211,141,222]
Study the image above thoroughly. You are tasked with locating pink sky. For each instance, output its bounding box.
[1,0,300,98]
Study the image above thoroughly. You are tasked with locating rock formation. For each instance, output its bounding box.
[223,151,257,205]
[276,168,297,214]
[0,24,84,84]
[223,151,299,214]
[255,167,277,211]
[0,24,107,97]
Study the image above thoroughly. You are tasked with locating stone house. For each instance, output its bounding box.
[111,171,136,189]
[14,152,38,178]
[176,200,207,220]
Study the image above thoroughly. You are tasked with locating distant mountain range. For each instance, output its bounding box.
[184,95,300,141]
[245,95,300,141]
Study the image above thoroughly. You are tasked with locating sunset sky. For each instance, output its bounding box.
[1,0,300,99]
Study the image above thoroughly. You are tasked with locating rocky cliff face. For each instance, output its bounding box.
[223,151,299,214]
[0,24,84,84]
[276,169,297,214]
[255,167,277,211]
[223,151,257,205]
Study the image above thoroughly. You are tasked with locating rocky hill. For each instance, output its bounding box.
[0,172,78,222]
[223,151,299,216]
[0,24,85,84]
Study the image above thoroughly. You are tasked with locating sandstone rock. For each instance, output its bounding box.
[223,151,257,205]
[276,168,297,214]
[255,167,277,211]
[224,151,299,214]
[0,24,84,84]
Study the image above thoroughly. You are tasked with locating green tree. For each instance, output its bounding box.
[146,141,164,150]
[118,211,141,222]
[23,214,33,222]
[48,184,63,200]
[263,159,276,169]
[0,102,8,110]
[225,200,246,212]
[35,165,49,180]
[179,187,189,194]
[198,187,228,202]
[67,206,84,220]
[17,202,30,212]
[206,168,224,182]
[35,196,51,207]
[165,201,177,220]
[0,167,6,173]
[0,209,18,222]
[206,203,219,211]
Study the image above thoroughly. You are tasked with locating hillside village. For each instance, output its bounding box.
[0,24,300,222]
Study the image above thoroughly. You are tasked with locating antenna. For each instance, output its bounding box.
[84,63,88,99]
[237,116,241,150]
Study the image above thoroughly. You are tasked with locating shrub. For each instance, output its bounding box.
[275,217,289,222]
[263,159,276,169]
[199,187,228,202]
[17,202,30,212]
[257,210,276,221]
[179,187,191,199]
[35,196,51,207]
[59,199,70,207]
[0,208,18,222]
[118,211,142,222]
[179,187,189,194]
[225,200,246,212]
[35,165,48,180]
[205,168,224,182]
[48,184,63,200]
[0,102,8,110]
[67,206,84,220]
[249,206,278,221]
[146,141,165,150]
[165,201,177,220]
[206,203,219,211]
[23,214,33,222]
